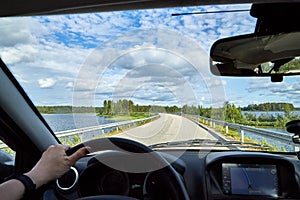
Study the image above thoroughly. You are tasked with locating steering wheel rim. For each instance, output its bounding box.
[67,137,190,200]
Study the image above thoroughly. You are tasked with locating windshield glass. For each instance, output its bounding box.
[260,57,300,74]
[1,4,299,152]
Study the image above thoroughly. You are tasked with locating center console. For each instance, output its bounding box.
[206,152,300,200]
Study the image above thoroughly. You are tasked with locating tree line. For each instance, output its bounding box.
[37,101,299,128]
[176,102,299,128]
[242,103,295,112]
[100,99,181,115]
[36,106,101,114]
[261,57,300,73]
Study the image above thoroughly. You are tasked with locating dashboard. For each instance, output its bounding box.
[46,150,300,200]
[205,152,300,200]
[221,163,278,196]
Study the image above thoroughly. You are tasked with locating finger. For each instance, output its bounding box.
[68,147,90,165]
[62,145,71,151]
[47,145,55,150]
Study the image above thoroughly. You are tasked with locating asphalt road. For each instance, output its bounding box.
[115,113,218,146]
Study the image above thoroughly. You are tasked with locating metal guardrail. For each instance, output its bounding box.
[185,114,299,151]
[1,114,298,151]
[56,115,159,141]
[0,115,159,149]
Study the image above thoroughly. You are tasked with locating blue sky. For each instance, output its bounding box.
[1,4,300,108]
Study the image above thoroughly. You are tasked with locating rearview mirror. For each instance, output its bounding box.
[210,32,300,81]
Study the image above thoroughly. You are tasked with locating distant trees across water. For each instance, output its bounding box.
[36,106,101,114]
[37,101,299,128]
[37,102,297,114]
[100,99,181,115]
[179,102,299,128]
[242,103,295,112]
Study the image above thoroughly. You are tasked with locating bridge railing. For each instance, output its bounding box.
[185,114,299,151]
[56,115,159,143]
[0,115,159,150]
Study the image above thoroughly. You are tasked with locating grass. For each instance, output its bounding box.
[201,121,286,152]
[2,147,15,156]
[99,112,150,121]
[60,134,81,146]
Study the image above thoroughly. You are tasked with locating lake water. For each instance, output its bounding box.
[42,113,116,132]
[242,130,294,151]
[43,113,298,151]
[45,113,295,132]
[241,111,300,151]
[242,110,300,117]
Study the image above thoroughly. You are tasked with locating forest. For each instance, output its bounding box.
[36,106,101,114]
[99,99,181,115]
[262,57,300,73]
[37,101,299,128]
[242,103,295,111]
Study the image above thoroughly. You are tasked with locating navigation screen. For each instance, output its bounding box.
[222,163,278,196]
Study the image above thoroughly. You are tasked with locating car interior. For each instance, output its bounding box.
[1,0,300,200]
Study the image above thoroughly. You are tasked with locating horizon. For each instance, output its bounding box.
[35,101,300,110]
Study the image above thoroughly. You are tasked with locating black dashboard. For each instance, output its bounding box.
[46,150,300,200]
[205,152,300,200]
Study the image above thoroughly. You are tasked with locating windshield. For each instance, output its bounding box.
[1,4,299,152]
[260,57,300,74]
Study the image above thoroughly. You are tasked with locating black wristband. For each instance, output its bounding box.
[9,174,36,198]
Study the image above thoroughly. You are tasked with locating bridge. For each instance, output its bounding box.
[0,113,297,151]
[115,113,219,146]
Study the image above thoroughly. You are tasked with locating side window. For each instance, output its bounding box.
[0,141,15,183]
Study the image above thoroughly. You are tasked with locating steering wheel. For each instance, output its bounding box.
[66,137,190,200]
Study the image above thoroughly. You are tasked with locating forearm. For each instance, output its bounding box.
[0,179,26,200]
[0,145,88,200]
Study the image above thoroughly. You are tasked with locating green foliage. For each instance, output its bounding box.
[242,102,294,112]
[2,147,15,156]
[244,113,256,121]
[243,110,300,128]
[222,127,241,139]
[100,99,180,115]
[280,57,300,72]
[180,101,299,129]
[231,102,299,128]
[211,107,224,120]
[182,104,198,115]
[209,124,287,152]
[60,134,82,146]
[257,113,276,122]
[224,102,244,123]
[180,105,212,118]
[260,139,287,152]
[199,106,212,118]
[105,112,150,121]
[130,112,150,119]
[165,105,181,113]
[38,99,299,130]
[37,106,101,114]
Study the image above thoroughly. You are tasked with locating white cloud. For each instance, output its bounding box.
[66,81,74,89]
[0,18,40,47]
[38,78,57,88]
[0,4,273,107]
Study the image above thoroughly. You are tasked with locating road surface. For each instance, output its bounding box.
[115,113,218,146]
